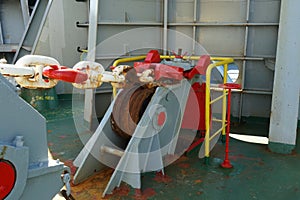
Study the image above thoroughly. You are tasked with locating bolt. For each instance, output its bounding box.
[14,136,24,147]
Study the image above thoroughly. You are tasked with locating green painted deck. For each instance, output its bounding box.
[46,98,300,200]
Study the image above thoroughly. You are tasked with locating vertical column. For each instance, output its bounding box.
[20,0,30,27]
[238,0,251,122]
[163,0,168,55]
[84,0,99,130]
[192,0,197,55]
[269,0,300,154]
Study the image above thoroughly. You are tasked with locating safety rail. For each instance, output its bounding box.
[112,55,232,67]
[204,57,234,161]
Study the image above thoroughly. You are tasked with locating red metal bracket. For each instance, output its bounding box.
[144,50,161,63]
[43,65,88,83]
[183,55,211,79]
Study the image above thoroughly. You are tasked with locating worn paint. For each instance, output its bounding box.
[105,184,131,198]
[0,146,7,159]
[177,163,190,169]
[133,188,156,200]
[48,96,300,199]
[268,142,295,154]
[153,172,172,184]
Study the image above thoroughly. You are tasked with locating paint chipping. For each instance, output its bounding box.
[0,146,7,159]
[108,184,130,197]
[178,163,190,169]
[133,188,156,200]
[153,171,172,183]
[63,159,77,175]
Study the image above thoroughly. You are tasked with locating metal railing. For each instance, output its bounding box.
[204,57,234,159]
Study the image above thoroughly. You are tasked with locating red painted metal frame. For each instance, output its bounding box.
[219,83,241,168]
[183,55,211,79]
[144,49,161,63]
[137,51,213,153]
[43,65,88,83]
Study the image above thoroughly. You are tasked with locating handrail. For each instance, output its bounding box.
[112,56,147,67]
[112,54,233,67]
[204,57,234,160]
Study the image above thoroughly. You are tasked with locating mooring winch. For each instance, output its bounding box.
[0,49,235,198]
[70,49,213,197]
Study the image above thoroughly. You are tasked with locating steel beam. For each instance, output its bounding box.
[269,0,300,153]
[83,0,99,130]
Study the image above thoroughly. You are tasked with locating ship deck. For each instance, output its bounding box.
[48,96,300,200]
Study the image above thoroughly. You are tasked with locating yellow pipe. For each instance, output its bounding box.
[221,64,229,137]
[209,127,225,141]
[210,92,228,105]
[112,56,147,67]
[113,87,117,98]
[211,57,234,62]
[204,59,234,158]
[113,54,233,66]
[205,64,212,157]
[212,118,226,123]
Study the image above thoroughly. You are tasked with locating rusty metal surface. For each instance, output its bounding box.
[110,68,157,139]
[111,85,156,139]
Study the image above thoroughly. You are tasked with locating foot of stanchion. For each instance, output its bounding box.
[220,159,233,169]
[221,135,226,143]
[204,156,210,165]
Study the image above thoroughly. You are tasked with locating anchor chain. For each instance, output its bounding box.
[1,54,184,90]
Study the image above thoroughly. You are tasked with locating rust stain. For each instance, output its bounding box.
[0,146,7,159]
[180,169,188,175]
[172,155,189,164]
[133,188,156,200]
[111,85,156,139]
[178,163,190,169]
[70,168,113,199]
[105,184,130,198]
[63,160,77,176]
[51,152,58,157]
[194,179,202,184]
[153,171,172,183]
